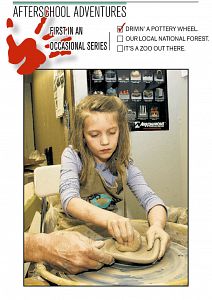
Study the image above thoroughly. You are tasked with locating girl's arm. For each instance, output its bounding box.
[67,197,134,244]
[148,204,167,228]
[67,197,115,227]
[127,162,166,213]
[127,163,170,258]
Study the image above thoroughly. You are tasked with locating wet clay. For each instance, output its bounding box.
[104,236,160,264]
[115,230,141,252]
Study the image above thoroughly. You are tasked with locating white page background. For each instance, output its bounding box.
[0,0,211,299]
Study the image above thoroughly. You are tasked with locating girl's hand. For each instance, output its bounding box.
[146,225,170,259]
[107,216,134,244]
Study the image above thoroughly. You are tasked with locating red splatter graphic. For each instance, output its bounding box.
[61,37,72,42]
[49,51,71,58]
[7,18,13,28]
[42,33,54,40]
[7,35,46,75]
[34,17,47,34]
[6,17,72,75]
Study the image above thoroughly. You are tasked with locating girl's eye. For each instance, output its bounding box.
[109,131,116,135]
[90,134,99,137]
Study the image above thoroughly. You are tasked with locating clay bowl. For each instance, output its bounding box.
[103,236,160,264]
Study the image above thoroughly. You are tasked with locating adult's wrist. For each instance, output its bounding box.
[25,233,48,263]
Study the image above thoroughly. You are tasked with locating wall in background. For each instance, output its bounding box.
[125,70,188,219]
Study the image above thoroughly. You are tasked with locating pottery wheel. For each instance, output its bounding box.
[39,241,187,286]
[35,223,188,286]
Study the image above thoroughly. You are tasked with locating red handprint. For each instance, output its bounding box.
[6,16,72,75]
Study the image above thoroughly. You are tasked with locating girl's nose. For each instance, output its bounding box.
[100,134,109,145]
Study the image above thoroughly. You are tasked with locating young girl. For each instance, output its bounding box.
[60,95,169,259]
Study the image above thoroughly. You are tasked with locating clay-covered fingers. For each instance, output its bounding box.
[79,257,104,271]
[93,240,105,249]
[51,258,90,275]
[107,218,134,244]
[88,245,114,266]
[107,219,123,244]
[146,227,156,251]
[125,220,134,243]
[158,231,170,259]
[64,246,113,273]
[64,264,88,275]
[146,225,170,259]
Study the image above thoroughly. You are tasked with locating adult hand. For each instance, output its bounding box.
[107,216,135,244]
[146,225,170,259]
[26,231,114,274]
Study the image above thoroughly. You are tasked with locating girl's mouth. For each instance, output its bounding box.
[100,149,111,153]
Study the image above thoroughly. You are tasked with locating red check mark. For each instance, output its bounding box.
[117,22,126,33]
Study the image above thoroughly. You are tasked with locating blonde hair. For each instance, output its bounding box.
[71,95,131,185]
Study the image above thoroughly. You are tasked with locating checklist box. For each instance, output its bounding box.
[117,35,123,42]
[117,45,123,52]
[117,25,123,33]
[117,22,126,33]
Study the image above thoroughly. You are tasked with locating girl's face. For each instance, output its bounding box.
[83,111,119,163]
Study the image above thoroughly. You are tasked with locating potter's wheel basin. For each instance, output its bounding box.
[35,219,188,286]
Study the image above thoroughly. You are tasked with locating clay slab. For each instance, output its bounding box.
[103,236,160,264]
